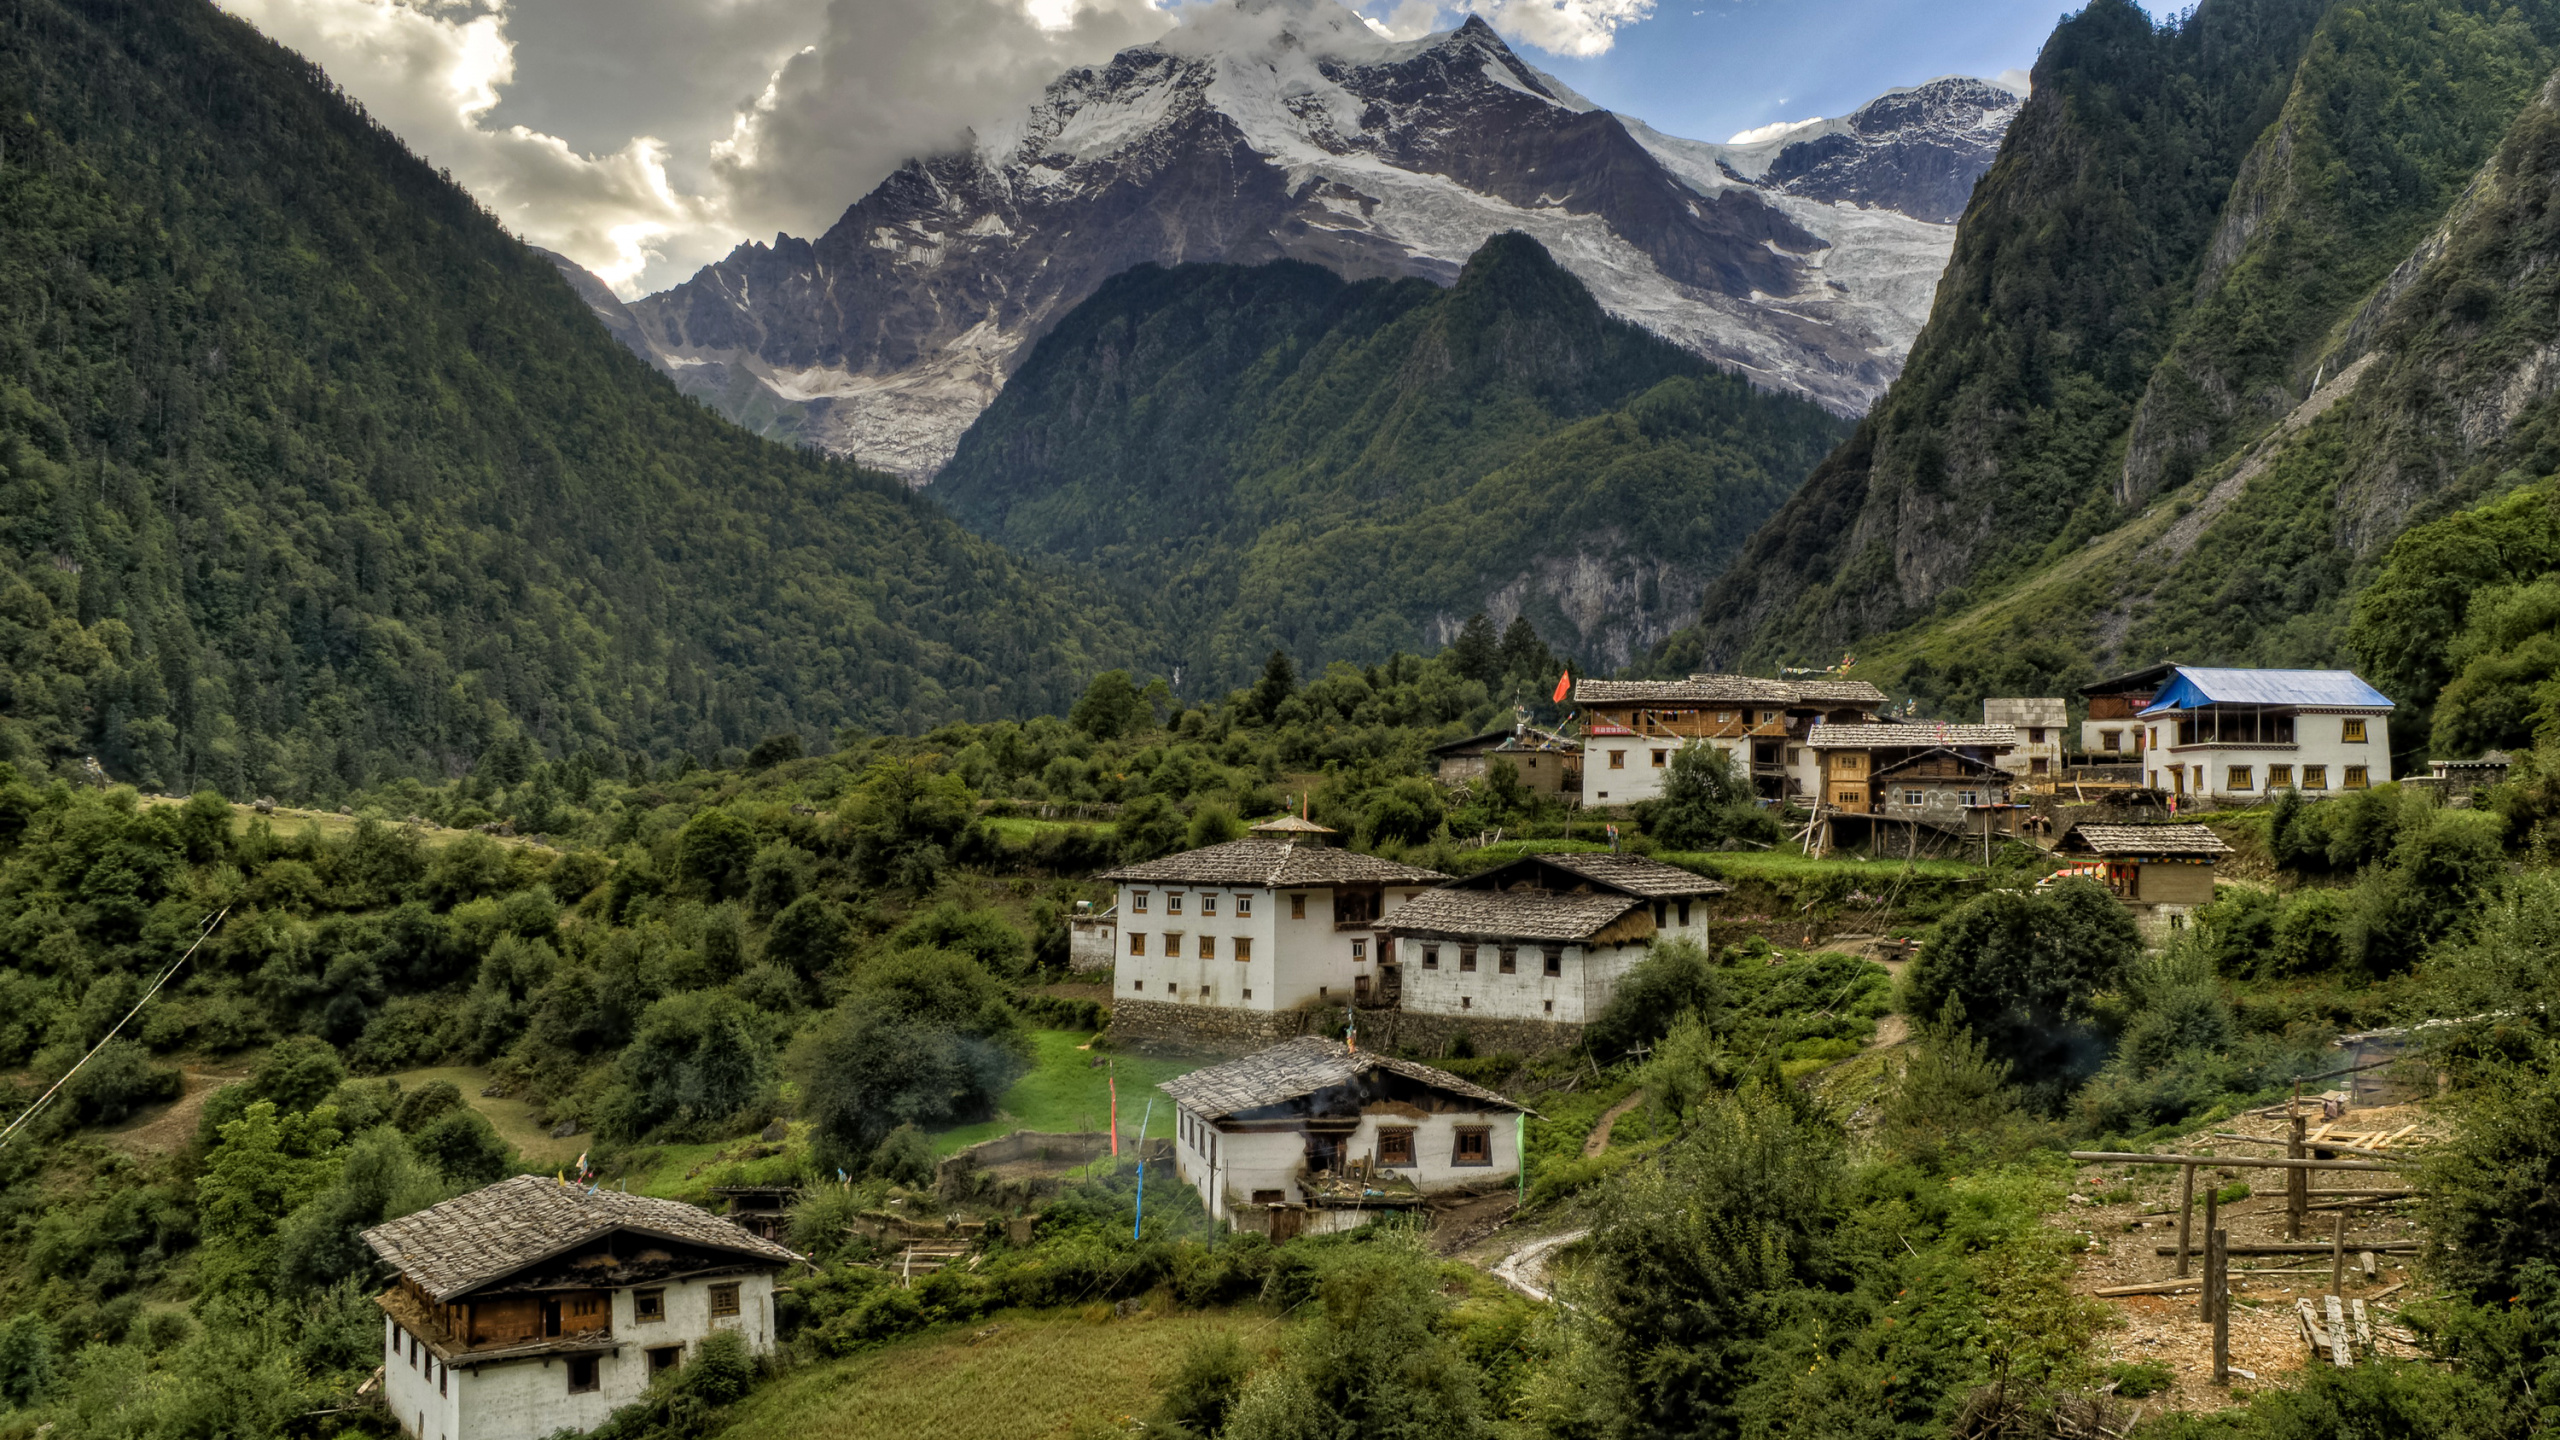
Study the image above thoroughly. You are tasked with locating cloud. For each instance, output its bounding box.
[709,0,1171,254]
[1361,0,1443,39]
[1462,0,1654,57]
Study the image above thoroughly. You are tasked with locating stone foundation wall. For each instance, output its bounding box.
[1107,998,1584,1060]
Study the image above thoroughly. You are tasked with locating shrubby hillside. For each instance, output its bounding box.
[931,235,1845,685]
[0,0,1151,800]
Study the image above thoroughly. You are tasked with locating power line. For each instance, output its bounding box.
[0,906,229,1153]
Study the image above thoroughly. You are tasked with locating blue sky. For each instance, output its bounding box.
[1505,1,2189,141]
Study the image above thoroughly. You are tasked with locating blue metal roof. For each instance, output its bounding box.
[2137,667,2394,715]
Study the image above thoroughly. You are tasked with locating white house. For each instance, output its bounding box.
[1099,819,1448,1014]
[1982,698,2067,781]
[364,1175,801,1440]
[1571,675,1888,806]
[1160,1037,1530,1236]
[1384,853,1725,1024]
[2127,667,2396,803]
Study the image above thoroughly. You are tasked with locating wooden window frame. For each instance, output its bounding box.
[1459,945,1478,973]
[1608,750,1626,770]
[1200,894,1217,916]
[1129,932,1147,956]
[2267,764,2293,788]
[1421,945,1439,970]
[1375,1129,1417,1168]
[1451,1128,1492,1167]
[1236,894,1253,917]
[1198,935,1216,960]
[1498,946,1517,974]
[1651,749,1668,767]
[2227,766,2252,791]
[1543,947,1562,976]
[567,1355,600,1394]
[638,1286,668,1323]
[1166,892,1184,915]
[1290,893,1307,919]
[1234,937,1251,962]
[1132,891,1150,913]
[710,1283,741,1319]
[2344,765,2370,790]
[2303,765,2328,790]
[2342,718,2368,743]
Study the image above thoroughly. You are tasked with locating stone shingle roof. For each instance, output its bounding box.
[1481,851,1729,898]
[1098,838,1448,887]
[1387,887,1645,941]
[1571,674,1887,707]
[361,1174,801,1303]
[1806,724,2021,748]
[2063,824,2233,858]
[1160,1037,1526,1120]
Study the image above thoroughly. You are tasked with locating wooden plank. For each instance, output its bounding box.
[2176,1162,2196,1279]
[2326,1295,2353,1367]
[2353,1298,2374,1355]
[2095,1278,2203,1297]
[2359,1250,2378,1279]
[2071,1151,2398,1172]
[2297,1298,2327,1351]
[2157,1242,2420,1256]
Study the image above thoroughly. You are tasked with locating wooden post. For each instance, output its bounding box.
[2200,1186,2220,1321]
[2330,1212,2347,1295]
[2176,1162,2197,1279]
[2304,1101,2324,1240]
[2210,1227,2231,1384]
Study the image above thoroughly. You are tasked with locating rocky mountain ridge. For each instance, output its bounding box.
[608,0,2018,476]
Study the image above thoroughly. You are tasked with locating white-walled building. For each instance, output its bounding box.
[1100,820,1448,1012]
[1571,675,1888,806]
[364,1175,800,1440]
[2125,667,2396,803]
[1160,1037,1530,1235]
[1384,853,1725,1024]
[1982,698,2067,781]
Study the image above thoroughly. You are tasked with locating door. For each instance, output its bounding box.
[542,1299,562,1338]
[1269,1207,1303,1243]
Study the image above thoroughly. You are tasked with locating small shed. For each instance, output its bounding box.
[1872,747,2013,826]
[1159,1037,1531,1238]
[2052,823,2233,939]
[1428,726,1581,800]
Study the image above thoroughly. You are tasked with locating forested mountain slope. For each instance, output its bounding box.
[1670,0,2560,709]
[0,0,1150,800]
[929,234,1845,686]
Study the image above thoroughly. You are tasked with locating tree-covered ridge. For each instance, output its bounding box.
[1672,0,2560,707]
[929,234,1845,685]
[0,0,1152,801]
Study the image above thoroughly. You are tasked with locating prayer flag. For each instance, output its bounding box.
[1553,671,1571,704]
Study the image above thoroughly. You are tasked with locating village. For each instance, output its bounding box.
[306,657,2524,1440]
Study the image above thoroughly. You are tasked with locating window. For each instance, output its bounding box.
[1166,981,1177,992]
[1460,996,1472,1010]
[1352,940,1367,961]
[1353,974,1369,997]
[1459,946,1478,972]
[1422,945,1440,970]
[1199,935,1216,960]
[1608,750,1626,769]
[647,1346,682,1376]
[2031,758,2050,776]
[1133,891,1150,913]
[1958,791,1980,808]
[1543,947,1563,976]
[710,1283,740,1319]
[1651,749,1668,768]
[1526,757,1538,769]
[1163,932,1182,956]
[1133,978,1145,990]
[2029,727,2047,744]
[2343,718,2368,743]
[2345,765,2370,790]
[1253,1189,1285,1205]
[1543,998,1554,1014]
[1199,893,1217,916]
[1167,892,1184,915]
[2303,765,2329,790]
[1836,789,1861,806]
[567,1356,600,1394]
[1376,1130,1416,1167]
[1130,932,1147,956]
[2228,766,2252,791]
[1498,946,1517,974]
[1452,1129,1491,1166]
[1787,747,1802,766]
[1676,900,1691,927]
[2102,729,2122,752]
[1291,894,1307,920]
[440,1363,448,1397]
[1654,901,1669,926]
[2267,764,2293,788]
[1902,789,1923,807]
[1235,937,1251,962]
[1242,988,1253,1000]
[1236,894,1253,917]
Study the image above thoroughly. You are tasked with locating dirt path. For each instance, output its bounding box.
[1490,1228,1588,1303]
[104,1065,248,1156]
[1582,1090,1647,1157]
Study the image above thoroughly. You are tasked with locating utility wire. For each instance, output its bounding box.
[0,906,229,1153]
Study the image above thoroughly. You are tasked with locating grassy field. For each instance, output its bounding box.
[933,1031,1217,1156]
[976,815,1116,843]
[388,1064,585,1167]
[137,795,547,852]
[720,1308,1273,1440]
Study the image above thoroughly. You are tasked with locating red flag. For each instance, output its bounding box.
[1108,1070,1120,1157]
[1553,670,1571,704]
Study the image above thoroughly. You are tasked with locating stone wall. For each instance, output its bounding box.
[1108,997,1584,1060]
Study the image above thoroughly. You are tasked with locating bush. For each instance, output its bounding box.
[1635,745,1779,850]
[867,1124,935,1187]
[791,951,1030,1173]
[1905,880,2139,1108]
[595,991,777,1143]
[62,1040,181,1127]
[1584,938,1726,1060]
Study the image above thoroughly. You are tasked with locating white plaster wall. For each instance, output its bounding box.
[1114,885,1281,1011]
[2082,719,2151,758]
[2144,712,2394,802]
[1068,914,1117,972]
[1581,735,1697,806]
[395,1274,777,1440]
[1345,1110,1519,1190]
[1397,927,1689,1024]
[384,1319,461,1440]
[1210,1128,1313,1212]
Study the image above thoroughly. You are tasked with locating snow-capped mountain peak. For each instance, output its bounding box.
[617,0,2021,475]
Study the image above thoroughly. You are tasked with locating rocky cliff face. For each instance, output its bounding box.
[1754,78,2021,224]
[616,0,2017,476]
